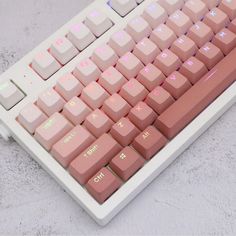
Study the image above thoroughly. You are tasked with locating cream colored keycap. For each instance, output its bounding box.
[31,51,61,80]
[81,82,109,109]
[183,0,208,23]
[98,67,127,94]
[109,30,135,56]
[0,81,24,110]
[84,10,113,37]
[109,0,137,16]
[73,58,101,86]
[116,52,144,79]
[150,24,177,50]
[133,37,160,65]
[50,37,78,65]
[126,16,152,43]
[67,23,95,51]
[142,2,168,29]
[18,103,47,134]
[37,88,65,116]
[91,44,118,71]
[166,10,193,37]
[55,73,83,101]
[159,0,184,15]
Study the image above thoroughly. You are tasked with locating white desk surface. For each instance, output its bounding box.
[0,1,236,235]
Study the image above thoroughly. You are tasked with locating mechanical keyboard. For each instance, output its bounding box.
[0,0,236,225]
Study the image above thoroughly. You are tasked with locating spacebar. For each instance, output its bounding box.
[155,48,236,139]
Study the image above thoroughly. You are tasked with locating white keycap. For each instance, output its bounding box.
[91,44,119,71]
[142,2,168,29]
[18,103,47,134]
[50,37,78,65]
[109,30,135,56]
[84,10,113,37]
[31,51,61,80]
[126,16,152,43]
[109,0,137,16]
[0,81,24,110]
[67,23,96,51]
[159,0,184,15]
[73,58,101,86]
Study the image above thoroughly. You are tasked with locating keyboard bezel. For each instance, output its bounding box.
[0,0,235,225]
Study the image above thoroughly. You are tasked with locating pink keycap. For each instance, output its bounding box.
[62,97,91,125]
[51,125,95,168]
[35,112,73,151]
[137,64,165,91]
[182,0,208,23]
[37,88,65,116]
[179,57,208,84]
[150,24,177,50]
[126,16,152,43]
[18,103,47,134]
[142,2,168,29]
[229,18,236,34]
[128,101,157,131]
[85,167,122,204]
[219,0,236,20]
[196,42,224,70]
[98,67,127,94]
[69,133,121,184]
[212,28,236,55]
[204,0,221,9]
[162,71,192,99]
[145,86,175,114]
[110,146,145,181]
[170,35,198,62]
[110,117,140,146]
[84,109,113,138]
[187,21,214,48]
[109,30,135,57]
[132,126,168,160]
[31,51,61,80]
[116,52,144,79]
[55,73,83,101]
[154,49,181,76]
[166,10,193,37]
[91,44,118,71]
[119,79,148,106]
[73,58,101,86]
[102,93,131,122]
[133,38,160,65]
[203,8,230,33]
[81,81,109,109]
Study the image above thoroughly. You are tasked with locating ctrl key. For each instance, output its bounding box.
[0,81,24,110]
[86,167,122,204]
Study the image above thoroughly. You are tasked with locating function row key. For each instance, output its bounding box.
[108,0,144,17]
[31,10,113,80]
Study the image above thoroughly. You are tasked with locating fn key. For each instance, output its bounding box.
[0,80,24,110]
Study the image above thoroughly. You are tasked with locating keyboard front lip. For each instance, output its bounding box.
[0,0,236,226]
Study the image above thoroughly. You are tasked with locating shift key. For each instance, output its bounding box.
[155,48,236,139]
[69,133,121,185]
